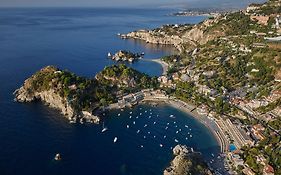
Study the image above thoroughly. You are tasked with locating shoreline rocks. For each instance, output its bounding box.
[14,66,100,124]
[164,145,212,175]
[109,50,144,63]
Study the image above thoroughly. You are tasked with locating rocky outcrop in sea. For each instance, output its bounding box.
[164,145,212,175]
[14,66,100,124]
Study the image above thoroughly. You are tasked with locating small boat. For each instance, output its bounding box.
[107,52,112,57]
[175,125,178,128]
[179,129,181,132]
[169,115,175,118]
[144,124,147,127]
[118,113,121,116]
[129,116,132,119]
[101,122,108,133]
[113,137,118,143]
[163,135,166,139]
[159,144,163,147]
[165,126,168,130]
[133,121,136,125]
[185,137,188,140]
[137,130,140,134]
[143,136,146,139]
[174,139,179,143]
[148,116,151,119]
[173,121,176,124]
[185,125,188,128]
[126,125,130,129]
[79,118,84,124]
[190,135,193,138]
[145,110,147,113]
[167,123,170,125]
[176,131,179,134]
[140,113,142,115]
[129,111,132,114]
[153,135,156,138]
[69,120,76,124]
[54,153,61,161]
[140,145,144,148]
[153,122,156,125]
[212,153,215,157]
[136,116,139,119]
[150,112,152,115]
[148,131,150,134]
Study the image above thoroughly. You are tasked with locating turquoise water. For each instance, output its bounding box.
[0,8,226,175]
[229,144,237,152]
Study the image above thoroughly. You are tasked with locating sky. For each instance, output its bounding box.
[0,0,266,8]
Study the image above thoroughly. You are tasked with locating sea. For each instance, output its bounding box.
[0,8,224,175]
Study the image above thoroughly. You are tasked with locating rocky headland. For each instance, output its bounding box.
[14,65,158,124]
[164,145,212,175]
[121,15,225,53]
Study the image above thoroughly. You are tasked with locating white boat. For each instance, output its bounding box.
[167,123,170,125]
[176,131,179,134]
[145,110,147,113]
[174,139,179,143]
[163,135,166,139]
[159,144,163,147]
[153,122,156,125]
[136,130,140,133]
[165,126,168,130]
[190,135,193,138]
[169,115,175,118]
[144,124,147,127]
[107,52,112,57]
[140,145,144,148]
[126,125,130,129]
[113,137,118,143]
[148,116,151,119]
[54,153,61,161]
[129,111,132,114]
[118,113,121,116]
[143,136,146,139]
[101,122,108,133]
[153,135,156,138]
[185,125,188,128]
[147,131,150,134]
[129,116,132,119]
[133,121,136,125]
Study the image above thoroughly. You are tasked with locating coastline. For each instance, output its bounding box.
[141,97,225,153]
[144,59,169,75]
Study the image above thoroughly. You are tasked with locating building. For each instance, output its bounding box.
[263,165,275,175]
[250,15,270,25]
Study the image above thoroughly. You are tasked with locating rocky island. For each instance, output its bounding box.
[109,50,144,63]
[164,145,212,175]
[14,64,158,124]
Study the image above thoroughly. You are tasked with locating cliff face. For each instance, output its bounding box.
[125,30,185,52]
[14,66,100,124]
[164,145,212,175]
[123,16,225,53]
[15,88,74,117]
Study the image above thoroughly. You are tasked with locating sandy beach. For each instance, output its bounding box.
[144,59,169,75]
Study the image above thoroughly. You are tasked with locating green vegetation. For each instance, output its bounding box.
[26,64,159,112]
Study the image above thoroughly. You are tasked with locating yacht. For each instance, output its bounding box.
[101,122,108,133]
[54,153,61,161]
[113,137,118,143]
